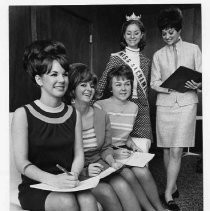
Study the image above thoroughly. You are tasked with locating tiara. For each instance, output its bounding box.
[126,12,141,21]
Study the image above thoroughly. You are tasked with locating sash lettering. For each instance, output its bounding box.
[114,51,147,98]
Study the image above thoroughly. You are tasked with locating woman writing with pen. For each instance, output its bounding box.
[12,40,98,211]
[67,63,142,211]
[94,64,168,211]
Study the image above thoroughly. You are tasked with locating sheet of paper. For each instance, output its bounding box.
[98,167,117,179]
[116,152,155,167]
[30,176,100,192]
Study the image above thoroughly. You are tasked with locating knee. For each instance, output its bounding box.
[78,190,96,206]
[133,166,150,179]
[110,175,131,191]
[170,148,183,160]
[57,194,79,211]
[120,168,136,181]
[97,183,115,198]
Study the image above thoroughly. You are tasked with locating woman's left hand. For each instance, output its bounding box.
[185,80,201,90]
[111,161,123,170]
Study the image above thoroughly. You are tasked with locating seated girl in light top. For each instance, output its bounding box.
[67,63,142,211]
[11,40,98,211]
[94,64,167,211]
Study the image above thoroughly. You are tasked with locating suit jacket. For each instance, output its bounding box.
[81,107,114,177]
[151,39,202,106]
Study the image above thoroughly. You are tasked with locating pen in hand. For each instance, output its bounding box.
[56,164,73,176]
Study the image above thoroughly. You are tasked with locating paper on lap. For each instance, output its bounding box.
[116,152,155,167]
[30,167,117,192]
[30,176,100,192]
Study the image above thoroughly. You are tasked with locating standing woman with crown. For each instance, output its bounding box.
[97,12,152,152]
[151,7,202,211]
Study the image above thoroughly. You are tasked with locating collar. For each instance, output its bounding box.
[35,100,65,113]
[125,46,140,53]
[167,37,182,50]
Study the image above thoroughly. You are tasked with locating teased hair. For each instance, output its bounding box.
[157,7,183,32]
[23,40,69,83]
[66,63,98,102]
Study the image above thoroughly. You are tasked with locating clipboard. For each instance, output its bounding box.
[160,66,202,93]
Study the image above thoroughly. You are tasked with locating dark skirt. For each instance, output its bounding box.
[18,184,51,211]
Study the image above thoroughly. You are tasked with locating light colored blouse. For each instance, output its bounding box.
[151,38,202,89]
[150,38,202,107]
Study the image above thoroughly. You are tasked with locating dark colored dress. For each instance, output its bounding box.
[18,102,76,211]
[97,50,153,141]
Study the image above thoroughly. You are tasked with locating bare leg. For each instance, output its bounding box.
[120,168,155,211]
[77,190,98,211]
[109,174,142,211]
[45,192,79,211]
[163,148,177,192]
[163,148,170,170]
[165,147,183,202]
[132,166,165,211]
[92,182,122,211]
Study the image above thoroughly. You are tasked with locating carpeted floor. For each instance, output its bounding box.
[149,150,203,211]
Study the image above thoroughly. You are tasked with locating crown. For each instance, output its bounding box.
[126,12,141,21]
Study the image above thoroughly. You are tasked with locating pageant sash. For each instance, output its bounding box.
[114,51,147,98]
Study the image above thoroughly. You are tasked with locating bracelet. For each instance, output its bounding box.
[23,163,33,175]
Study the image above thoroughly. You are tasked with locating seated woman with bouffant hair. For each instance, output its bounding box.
[12,40,98,211]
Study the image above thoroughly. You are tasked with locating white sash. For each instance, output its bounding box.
[114,51,147,98]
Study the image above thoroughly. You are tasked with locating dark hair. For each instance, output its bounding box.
[102,64,134,99]
[23,40,69,83]
[67,63,98,100]
[120,19,146,51]
[157,7,183,32]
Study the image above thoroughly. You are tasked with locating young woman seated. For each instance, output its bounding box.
[94,64,168,211]
[66,63,142,211]
[12,40,98,211]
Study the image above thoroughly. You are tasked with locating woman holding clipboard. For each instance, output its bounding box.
[150,7,202,211]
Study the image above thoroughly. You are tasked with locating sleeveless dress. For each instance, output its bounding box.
[18,101,76,211]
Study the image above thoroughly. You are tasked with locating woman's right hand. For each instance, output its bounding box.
[48,173,79,189]
[88,163,104,177]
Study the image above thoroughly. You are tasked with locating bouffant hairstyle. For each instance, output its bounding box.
[120,19,146,51]
[23,40,69,83]
[67,63,98,100]
[157,7,183,32]
[102,64,134,99]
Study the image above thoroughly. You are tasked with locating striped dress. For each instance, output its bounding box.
[94,98,138,147]
[82,127,98,152]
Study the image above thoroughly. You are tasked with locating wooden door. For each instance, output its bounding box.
[50,7,92,67]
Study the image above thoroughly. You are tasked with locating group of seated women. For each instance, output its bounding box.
[12,40,169,211]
